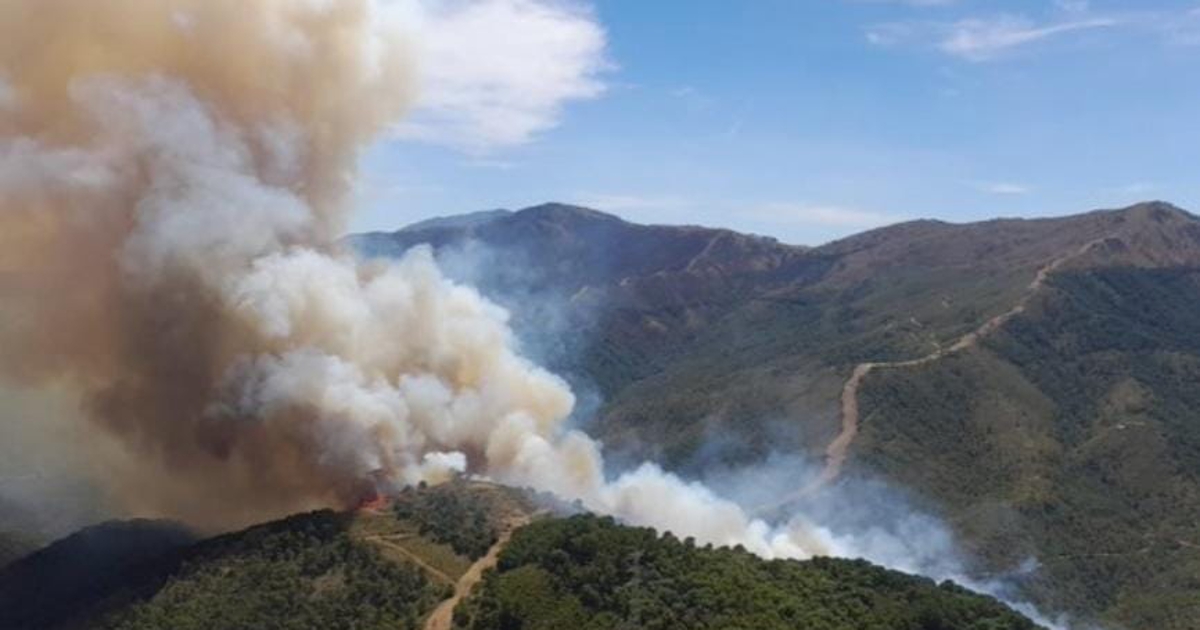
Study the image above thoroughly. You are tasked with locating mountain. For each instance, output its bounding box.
[362,209,514,246]
[0,481,1038,630]
[0,519,196,629]
[355,201,1200,629]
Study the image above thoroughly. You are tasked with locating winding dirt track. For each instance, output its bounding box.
[422,516,529,630]
[365,535,454,584]
[759,240,1105,513]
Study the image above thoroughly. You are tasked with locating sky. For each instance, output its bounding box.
[354,0,1200,245]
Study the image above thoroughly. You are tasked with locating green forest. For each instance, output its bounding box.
[453,514,1038,630]
[857,267,1200,629]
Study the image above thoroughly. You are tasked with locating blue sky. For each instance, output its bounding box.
[356,0,1200,245]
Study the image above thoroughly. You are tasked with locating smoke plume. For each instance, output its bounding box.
[0,0,792,547]
[0,0,824,553]
[0,2,1068,625]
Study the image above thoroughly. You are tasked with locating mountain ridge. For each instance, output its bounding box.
[0,481,1041,630]
[350,200,1200,629]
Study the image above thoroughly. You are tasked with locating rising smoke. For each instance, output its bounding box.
[0,1,1067,626]
[0,0,808,549]
[0,0,841,553]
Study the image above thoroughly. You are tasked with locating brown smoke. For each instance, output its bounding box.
[0,0,417,528]
[0,0,838,564]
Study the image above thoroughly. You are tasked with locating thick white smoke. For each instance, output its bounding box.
[0,1,1067,626]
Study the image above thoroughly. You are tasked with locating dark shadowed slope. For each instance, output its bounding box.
[0,531,34,569]
[0,519,196,629]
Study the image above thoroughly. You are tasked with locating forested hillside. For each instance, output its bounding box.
[857,266,1200,628]
[455,514,1038,630]
[0,482,1038,630]
[357,201,1200,627]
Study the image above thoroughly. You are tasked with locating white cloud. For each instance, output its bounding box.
[866,22,921,47]
[940,15,1117,61]
[748,203,902,229]
[867,6,1123,62]
[389,0,609,152]
[981,182,1030,195]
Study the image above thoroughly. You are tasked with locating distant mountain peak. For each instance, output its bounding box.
[397,208,513,234]
[512,202,626,224]
[1115,200,1195,224]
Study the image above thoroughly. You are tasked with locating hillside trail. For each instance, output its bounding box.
[757,239,1104,514]
[422,514,531,630]
[364,534,454,584]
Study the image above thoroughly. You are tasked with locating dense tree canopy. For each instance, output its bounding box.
[455,514,1038,630]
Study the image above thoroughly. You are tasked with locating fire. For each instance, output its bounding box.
[357,491,391,513]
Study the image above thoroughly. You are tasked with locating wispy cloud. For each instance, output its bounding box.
[748,203,903,229]
[866,9,1121,61]
[389,0,610,153]
[980,182,1031,195]
[940,15,1118,61]
[461,158,519,170]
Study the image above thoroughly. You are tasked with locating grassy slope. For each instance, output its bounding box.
[454,514,1039,630]
[856,267,1200,629]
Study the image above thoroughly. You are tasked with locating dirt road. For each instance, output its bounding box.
[757,240,1105,514]
[422,517,529,630]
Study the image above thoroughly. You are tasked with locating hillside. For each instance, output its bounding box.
[0,519,197,629]
[857,264,1200,629]
[356,201,1200,627]
[455,513,1036,630]
[0,530,35,569]
[0,481,1037,630]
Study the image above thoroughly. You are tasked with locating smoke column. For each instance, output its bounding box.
[0,0,809,553]
[0,6,1076,625]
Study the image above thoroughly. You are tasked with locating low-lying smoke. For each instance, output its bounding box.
[1,1,1068,626]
